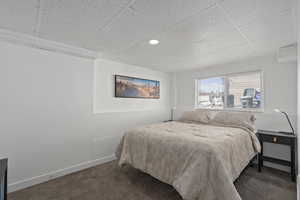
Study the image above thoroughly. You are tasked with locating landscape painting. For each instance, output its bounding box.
[115,75,160,99]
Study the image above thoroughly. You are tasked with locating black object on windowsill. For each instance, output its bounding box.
[274,109,295,135]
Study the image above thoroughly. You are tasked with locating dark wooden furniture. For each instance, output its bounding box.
[257,130,296,182]
[0,158,8,200]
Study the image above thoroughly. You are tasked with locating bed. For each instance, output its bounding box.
[117,110,261,200]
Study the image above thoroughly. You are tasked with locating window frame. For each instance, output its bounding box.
[195,70,264,112]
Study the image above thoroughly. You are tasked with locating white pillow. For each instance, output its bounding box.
[210,111,256,132]
[179,110,211,124]
[195,109,219,120]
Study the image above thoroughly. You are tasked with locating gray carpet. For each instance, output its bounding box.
[9,161,296,200]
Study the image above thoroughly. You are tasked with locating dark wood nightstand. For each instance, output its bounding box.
[257,130,296,182]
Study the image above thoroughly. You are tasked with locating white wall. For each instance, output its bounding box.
[174,55,297,170]
[94,59,171,113]
[0,41,171,192]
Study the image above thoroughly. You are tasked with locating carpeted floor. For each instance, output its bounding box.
[9,161,296,200]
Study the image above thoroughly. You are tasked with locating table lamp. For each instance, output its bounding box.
[274,109,295,135]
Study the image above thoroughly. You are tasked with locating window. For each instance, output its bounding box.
[197,77,225,109]
[196,71,263,111]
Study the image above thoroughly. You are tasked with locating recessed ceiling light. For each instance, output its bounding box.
[149,39,160,45]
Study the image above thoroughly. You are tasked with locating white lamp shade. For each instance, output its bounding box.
[274,108,281,113]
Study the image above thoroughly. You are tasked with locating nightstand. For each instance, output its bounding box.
[257,130,296,182]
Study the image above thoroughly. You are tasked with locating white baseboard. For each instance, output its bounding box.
[8,155,116,193]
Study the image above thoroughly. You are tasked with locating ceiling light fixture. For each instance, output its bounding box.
[149,39,160,45]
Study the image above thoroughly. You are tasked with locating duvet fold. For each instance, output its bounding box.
[117,121,260,200]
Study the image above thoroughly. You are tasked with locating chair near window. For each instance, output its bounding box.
[227,95,234,108]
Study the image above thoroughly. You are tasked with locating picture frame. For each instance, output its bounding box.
[115,75,160,99]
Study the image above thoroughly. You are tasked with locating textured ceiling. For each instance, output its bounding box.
[0,0,297,71]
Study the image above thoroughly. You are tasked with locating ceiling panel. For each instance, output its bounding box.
[38,0,132,49]
[0,0,38,34]
[103,43,256,72]
[256,0,294,17]
[219,0,294,26]
[218,0,258,26]
[0,0,297,71]
[101,6,249,71]
[165,6,248,55]
[93,0,220,54]
[239,10,296,51]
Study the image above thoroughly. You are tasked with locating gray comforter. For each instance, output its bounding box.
[118,121,260,200]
